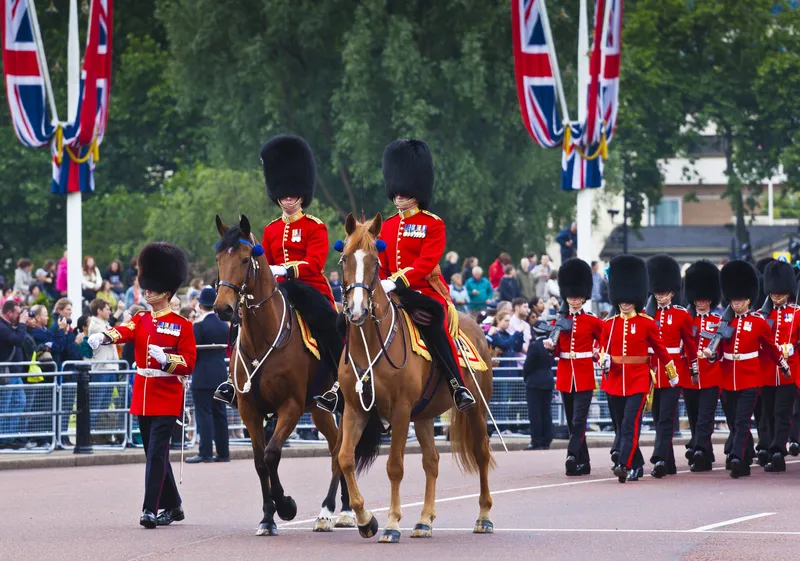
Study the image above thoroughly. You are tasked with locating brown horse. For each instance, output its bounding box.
[336,213,495,543]
[214,214,352,535]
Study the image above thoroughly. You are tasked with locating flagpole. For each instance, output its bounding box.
[27,0,59,124]
[66,0,83,311]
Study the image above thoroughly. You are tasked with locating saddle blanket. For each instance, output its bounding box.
[295,311,320,360]
[400,310,488,372]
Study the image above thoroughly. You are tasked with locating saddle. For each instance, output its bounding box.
[399,309,488,372]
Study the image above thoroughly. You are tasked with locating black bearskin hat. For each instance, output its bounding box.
[684,260,721,308]
[260,135,316,208]
[137,242,189,296]
[647,254,681,296]
[755,257,774,275]
[720,260,759,304]
[557,258,593,299]
[608,255,648,310]
[382,139,434,210]
[764,260,797,296]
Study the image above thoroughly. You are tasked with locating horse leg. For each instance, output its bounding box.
[310,408,350,531]
[265,402,302,523]
[240,401,277,536]
[410,418,438,538]
[469,405,494,534]
[337,405,377,539]
[379,410,411,544]
[337,472,353,527]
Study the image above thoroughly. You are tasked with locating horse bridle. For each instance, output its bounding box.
[341,258,381,322]
[216,237,280,312]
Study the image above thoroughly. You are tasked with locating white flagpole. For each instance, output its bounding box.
[66,0,83,312]
[27,0,59,124]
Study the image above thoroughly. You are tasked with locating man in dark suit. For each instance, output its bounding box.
[187,287,231,463]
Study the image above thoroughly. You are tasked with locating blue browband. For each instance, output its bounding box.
[334,239,386,253]
[216,237,264,257]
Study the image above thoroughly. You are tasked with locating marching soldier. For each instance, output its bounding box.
[214,135,344,413]
[599,255,677,484]
[88,243,196,528]
[702,260,790,479]
[646,254,698,478]
[681,260,722,472]
[543,258,603,476]
[759,260,799,473]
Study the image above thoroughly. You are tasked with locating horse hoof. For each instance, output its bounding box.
[276,496,297,521]
[410,523,432,538]
[334,511,356,528]
[313,517,334,532]
[473,519,494,534]
[379,528,401,543]
[358,515,379,539]
[256,522,278,536]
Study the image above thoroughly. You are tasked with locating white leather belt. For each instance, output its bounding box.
[559,352,593,359]
[137,368,181,379]
[722,352,759,361]
[647,347,681,354]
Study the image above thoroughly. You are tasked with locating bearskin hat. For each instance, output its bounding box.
[557,258,593,299]
[260,135,316,208]
[382,139,434,210]
[137,242,189,296]
[755,257,774,275]
[608,255,648,310]
[647,254,681,296]
[720,259,759,304]
[683,260,721,308]
[764,260,797,296]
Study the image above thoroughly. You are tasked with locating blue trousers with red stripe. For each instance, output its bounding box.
[139,415,181,513]
[608,393,647,469]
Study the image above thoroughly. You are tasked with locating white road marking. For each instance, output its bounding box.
[279,527,800,536]
[352,249,365,319]
[691,512,775,532]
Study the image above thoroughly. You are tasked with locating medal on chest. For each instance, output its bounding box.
[631,323,636,334]
[667,315,673,325]
[291,228,302,243]
[403,224,427,238]
[743,321,752,332]
[786,313,793,323]
[156,321,181,336]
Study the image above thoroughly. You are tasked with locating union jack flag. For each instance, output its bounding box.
[1,0,54,147]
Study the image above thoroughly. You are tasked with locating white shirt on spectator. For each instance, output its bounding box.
[508,314,531,352]
[88,316,119,371]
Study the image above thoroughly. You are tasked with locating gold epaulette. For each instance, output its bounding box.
[421,210,442,220]
[605,314,618,322]
[305,213,324,225]
[640,312,653,320]
[268,217,282,226]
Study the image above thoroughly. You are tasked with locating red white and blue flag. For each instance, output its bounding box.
[1,0,55,147]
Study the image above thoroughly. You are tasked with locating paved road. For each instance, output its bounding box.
[4,443,800,561]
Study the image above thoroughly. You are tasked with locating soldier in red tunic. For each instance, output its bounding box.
[599,255,677,483]
[702,260,790,478]
[88,243,196,528]
[214,135,343,413]
[645,254,699,478]
[375,139,474,410]
[759,260,800,473]
[543,258,602,476]
[681,260,722,472]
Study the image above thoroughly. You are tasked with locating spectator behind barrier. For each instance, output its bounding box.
[0,300,29,448]
[329,270,343,305]
[449,273,470,313]
[466,266,493,313]
[81,255,103,303]
[518,258,536,302]
[498,264,523,302]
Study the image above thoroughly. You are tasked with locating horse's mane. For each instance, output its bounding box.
[344,219,379,254]
[217,225,247,254]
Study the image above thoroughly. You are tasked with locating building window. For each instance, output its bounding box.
[651,198,681,226]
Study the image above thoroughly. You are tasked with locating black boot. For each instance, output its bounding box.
[565,455,578,475]
[690,450,709,472]
[651,460,667,479]
[140,510,157,529]
[627,466,643,482]
[613,464,627,483]
[789,441,800,456]
[610,450,620,470]
[214,381,237,407]
[157,505,185,526]
[314,382,340,414]
[764,452,786,473]
[756,449,770,467]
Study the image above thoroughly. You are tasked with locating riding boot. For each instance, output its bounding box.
[213,379,238,408]
[418,324,475,411]
[311,318,345,414]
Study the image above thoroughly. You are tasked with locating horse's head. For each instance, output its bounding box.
[340,212,383,325]
[214,214,266,322]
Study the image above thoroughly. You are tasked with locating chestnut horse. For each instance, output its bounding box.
[214,215,351,535]
[336,214,495,543]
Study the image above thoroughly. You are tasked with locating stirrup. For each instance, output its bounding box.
[213,381,237,407]
[452,386,476,411]
[314,381,340,413]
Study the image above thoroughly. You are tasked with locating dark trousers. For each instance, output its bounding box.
[683,387,718,457]
[791,387,800,444]
[722,388,759,462]
[651,387,680,466]
[754,394,766,452]
[139,416,181,513]
[526,387,553,448]
[760,385,797,455]
[608,393,647,469]
[562,390,592,464]
[192,388,230,459]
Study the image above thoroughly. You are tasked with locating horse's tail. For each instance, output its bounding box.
[355,409,383,476]
[450,394,496,475]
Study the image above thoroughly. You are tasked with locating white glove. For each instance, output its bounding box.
[148,344,168,366]
[784,344,795,358]
[270,265,287,277]
[87,333,106,350]
[381,279,397,293]
[600,353,611,371]
[669,375,679,388]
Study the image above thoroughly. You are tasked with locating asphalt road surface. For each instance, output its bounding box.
[4,443,800,561]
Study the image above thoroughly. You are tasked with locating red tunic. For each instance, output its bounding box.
[600,312,673,397]
[683,312,722,390]
[763,304,800,387]
[105,309,196,417]
[554,311,604,393]
[262,211,335,306]
[718,312,783,391]
[650,305,698,389]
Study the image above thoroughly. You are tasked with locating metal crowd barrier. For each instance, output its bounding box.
[0,352,737,454]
